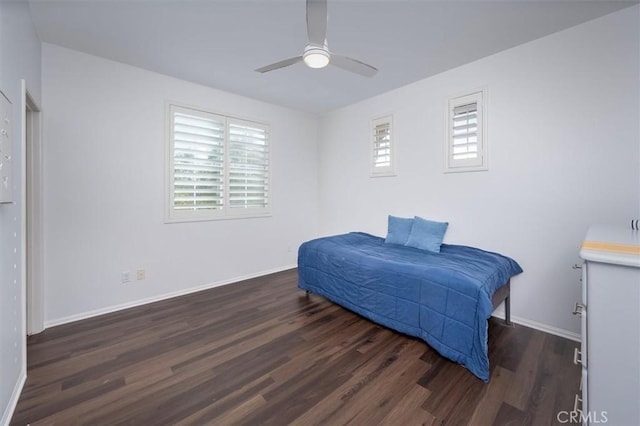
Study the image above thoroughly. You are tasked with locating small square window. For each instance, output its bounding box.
[445,90,487,173]
[371,115,395,177]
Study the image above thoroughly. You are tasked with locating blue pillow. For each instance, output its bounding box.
[385,215,414,245]
[405,216,449,253]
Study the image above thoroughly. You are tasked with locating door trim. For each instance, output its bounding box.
[22,79,44,335]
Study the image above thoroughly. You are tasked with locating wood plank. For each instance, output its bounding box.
[503,331,546,410]
[10,269,581,425]
[289,336,428,425]
[468,366,515,425]
[379,385,435,425]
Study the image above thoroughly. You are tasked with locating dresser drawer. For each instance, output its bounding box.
[571,263,587,368]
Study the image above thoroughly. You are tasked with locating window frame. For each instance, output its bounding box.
[370,114,396,177]
[445,89,488,173]
[165,101,271,223]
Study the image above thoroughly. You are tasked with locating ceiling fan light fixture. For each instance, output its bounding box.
[303,46,330,69]
[255,0,377,77]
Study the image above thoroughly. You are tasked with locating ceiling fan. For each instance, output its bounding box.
[255,0,378,77]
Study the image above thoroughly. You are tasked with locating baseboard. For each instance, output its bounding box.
[491,310,581,342]
[1,369,26,426]
[42,265,582,343]
[44,264,297,329]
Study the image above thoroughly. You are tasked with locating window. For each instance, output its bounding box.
[371,115,395,177]
[445,90,487,172]
[167,103,269,222]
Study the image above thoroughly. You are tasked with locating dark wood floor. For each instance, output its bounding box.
[11,269,580,425]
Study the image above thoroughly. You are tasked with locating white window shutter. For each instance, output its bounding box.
[452,102,479,161]
[172,107,225,212]
[167,103,270,222]
[371,115,394,176]
[227,120,269,210]
[446,90,487,172]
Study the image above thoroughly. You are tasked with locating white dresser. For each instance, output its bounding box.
[577,225,640,425]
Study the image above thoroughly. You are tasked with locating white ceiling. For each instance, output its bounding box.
[28,0,637,114]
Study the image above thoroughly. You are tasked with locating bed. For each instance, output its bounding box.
[297,232,523,382]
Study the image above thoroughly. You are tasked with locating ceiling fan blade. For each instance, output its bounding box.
[255,56,303,73]
[331,54,378,77]
[307,0,327,46]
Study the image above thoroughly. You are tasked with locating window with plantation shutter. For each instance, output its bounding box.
[371,115,395,177]
[445,90,487,173]
[171,107,225,214]
[228,120,269,210]
[167,103,270,222]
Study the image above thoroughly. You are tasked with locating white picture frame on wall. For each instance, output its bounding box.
[0,90,13,203]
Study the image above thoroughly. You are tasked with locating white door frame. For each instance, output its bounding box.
[21,79,44,335]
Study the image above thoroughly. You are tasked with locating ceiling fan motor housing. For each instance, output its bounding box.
[303,44,330,68]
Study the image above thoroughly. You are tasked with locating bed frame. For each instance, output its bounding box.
[307,279,512,325]
[491,280,511,325]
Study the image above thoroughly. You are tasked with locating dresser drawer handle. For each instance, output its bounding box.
[572,264,583,270]
[573,347,583,366]
[572,303,585,316]
[573,393,582,413]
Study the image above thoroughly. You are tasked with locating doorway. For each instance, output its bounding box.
[22,80,43,335]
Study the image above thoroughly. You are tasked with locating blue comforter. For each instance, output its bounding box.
[297,232,523,382]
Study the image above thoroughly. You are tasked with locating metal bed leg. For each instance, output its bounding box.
[505,295,512,326]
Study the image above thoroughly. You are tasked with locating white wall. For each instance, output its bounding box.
[41,44,319,324]
[9,10,638,419]
[317,6,640,336]
[0,1,42,424]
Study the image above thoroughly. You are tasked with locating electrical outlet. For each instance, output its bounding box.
[121,271,131,283]
[136,269,145,280]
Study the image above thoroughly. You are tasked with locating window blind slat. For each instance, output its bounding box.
[174,180,223,187]
[228,177,268,183]
[174,165,223,173]
[453,103,477,115]
[453,135,478,143]
[453,110,477,118]
[453,123,477,132]
[174,137,223,148]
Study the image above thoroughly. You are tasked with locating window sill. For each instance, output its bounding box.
[370,172,397,178]
[165,211,272,224]
[444,166,488,174]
